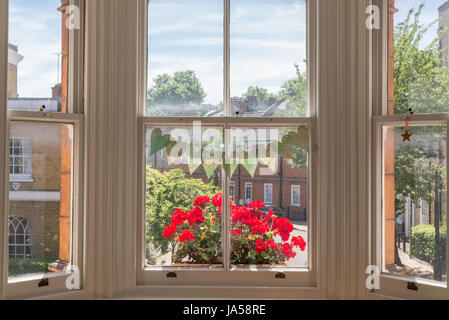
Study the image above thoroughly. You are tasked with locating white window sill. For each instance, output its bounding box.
[10,175,34,183]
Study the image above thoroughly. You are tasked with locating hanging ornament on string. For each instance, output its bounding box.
[402,108,414,142]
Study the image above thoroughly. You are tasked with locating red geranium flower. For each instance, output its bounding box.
[255,239,268,254]
[291,236,307,251]
[231,229,242,237]
[193,196,210,208]
[266,240,279,250]
[187,207,205,225]
[251,221,270,235]
[281,243,296,259]
[273,218,294,241]
[248,200,266,210]
[212,193,222,208]
[179,229,195,243]
[163,225,177,239]
[171,209,187,226]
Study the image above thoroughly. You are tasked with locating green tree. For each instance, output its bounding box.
[279,63,307,116]
[392,4,449,279]
[149,70,206,107]
[242,86,277,106]
[394,4,449,114]
[145,167,218,255]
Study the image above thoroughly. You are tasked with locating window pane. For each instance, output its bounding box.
[145,126,224,267]
[8,0,69,112]
[390,1,449,115]
[147,0,223,117]
[230,0,307,117]
[382,125,447,283]
[8,121,73,281]
[229,126,309,268]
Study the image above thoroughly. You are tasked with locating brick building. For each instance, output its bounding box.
[7,1,71,270]
[7,51,65,260]
[147,136,308,222]
[440,1,449,66]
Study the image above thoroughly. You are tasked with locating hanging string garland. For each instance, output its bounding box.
[401,109,414,142]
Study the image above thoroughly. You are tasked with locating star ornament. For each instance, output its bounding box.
[402,130,413,142]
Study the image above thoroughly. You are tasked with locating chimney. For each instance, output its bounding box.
[7,44,23,98]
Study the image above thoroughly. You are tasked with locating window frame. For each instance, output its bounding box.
[137,118,317,287]
[1,0,86,299]
[134,0,320,290]
[8,216,33,259]
[291,184,301,207]
[264,183,273,205]
[244,182,253,204]
[371,114,449,299]
[137,0,318,289]
[9,137,33,181]
[370,0,449,298]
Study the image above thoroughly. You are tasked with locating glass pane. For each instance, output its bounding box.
[229,126,309,267]
[390,1,449,115]
[231,0,307,117]
[145,126,224,267]
[8,121,74,281]
[147,0,223,116]
[8,0,69,112]
[383,125,447,283]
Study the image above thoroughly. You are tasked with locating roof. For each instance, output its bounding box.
[439,1,449,13]
[7,98,60,112]
[8,43,18,52]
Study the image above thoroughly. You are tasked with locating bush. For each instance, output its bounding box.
[145,167,218,255]
[411,224,446,268]
[8,258,56,277]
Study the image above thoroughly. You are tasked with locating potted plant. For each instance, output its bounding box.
[163,193,306,266]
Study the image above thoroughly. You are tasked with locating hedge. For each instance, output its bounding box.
[410,225,446,269]
[8,258,56,277]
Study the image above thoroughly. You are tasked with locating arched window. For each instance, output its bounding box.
[8,216,33,259]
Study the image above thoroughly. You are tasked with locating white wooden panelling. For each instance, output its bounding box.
[0,0,9,301]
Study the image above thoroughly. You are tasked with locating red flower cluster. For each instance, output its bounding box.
[273,218,294,241]
[172,209,187,226]
[193,196,210,207]
[291,236,307,252]
[212,193,222,208]
[248,200,266,210]
[255,239,268,254]
[179,230,195,243]
[231,229,242,237]
[187,206,205,225]
[281,243,296,259]
[163,224,177,239]
[163,193,307,265]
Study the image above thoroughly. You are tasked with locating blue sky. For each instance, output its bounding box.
[9,0,62,98]
[148,0,307,105]
[9,0,446,101]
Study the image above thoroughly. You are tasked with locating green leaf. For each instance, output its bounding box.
[150,128,170,156]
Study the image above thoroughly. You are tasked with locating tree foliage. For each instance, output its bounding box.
[145,167,218,254]
[243,86,277,106]
[394,4,449,114]
[148,70,206,107]
[393,5,449,212]
[279,63,307,116]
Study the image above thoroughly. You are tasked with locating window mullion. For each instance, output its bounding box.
[223,123,232,272]
[224,0,230,118]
